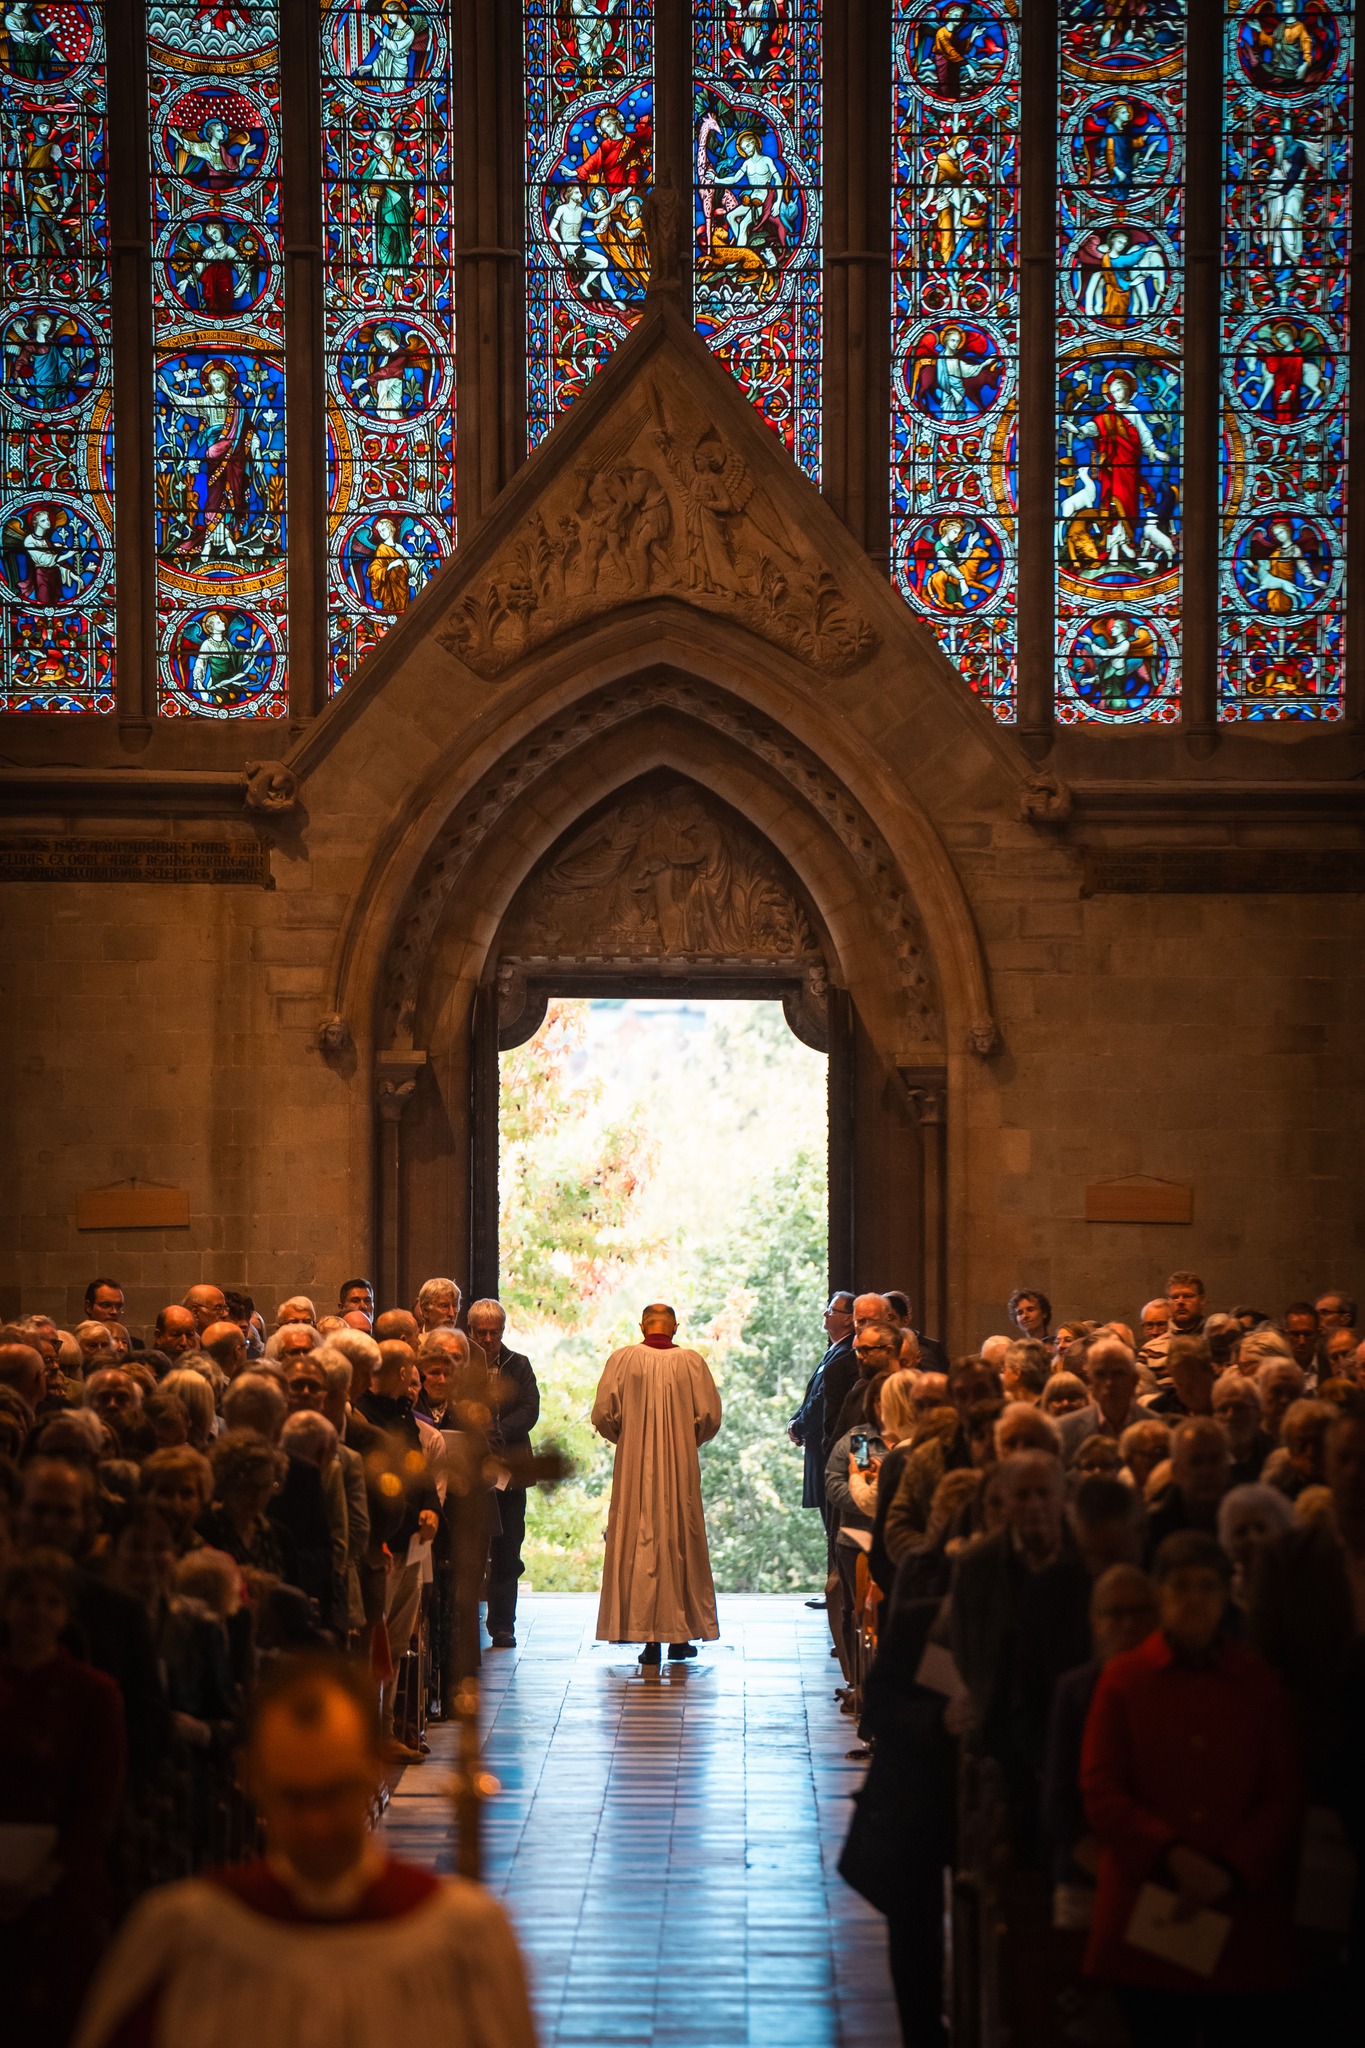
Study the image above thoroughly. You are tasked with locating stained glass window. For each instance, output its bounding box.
[890,0,1020,721]
[1219,0,1351,721]
[148,2,287,718]
[0,1,115,714]
[322,1,456,698]
[1055,0,1185,724]
[692,0,823,479]
[524,0,653,449]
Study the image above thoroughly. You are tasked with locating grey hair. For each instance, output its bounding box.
[264,1324,324,1360]
[1217,1482,1294,1547]
[417,1276,461,1305]
[1238,1328,1294,1370]
[222,1371,287,1434]
[280,1410,338,1465]
[1086,1336,1138,1377]
[466,1299,506,1325]
[1255,1357,1306,1393]
[323,1329,380,1377]
[160,1367,218,1442]
[312,1343,355,1399]
[420,1327,469,1360]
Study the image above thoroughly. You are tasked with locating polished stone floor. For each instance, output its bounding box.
[382,1593,900,2048]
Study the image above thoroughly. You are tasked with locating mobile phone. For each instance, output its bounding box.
[851,1431,871,1470]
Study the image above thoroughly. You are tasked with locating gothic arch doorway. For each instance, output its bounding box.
[376,706,951,1338]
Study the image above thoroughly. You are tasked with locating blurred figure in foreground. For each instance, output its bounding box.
[75,1654,536,2048]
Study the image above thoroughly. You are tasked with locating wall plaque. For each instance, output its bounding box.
[75,1180,190,1230]
[0,838,269,886]
[1082,849,1365,895]
[1085,1177,1193,1225]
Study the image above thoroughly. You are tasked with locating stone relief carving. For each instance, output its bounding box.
[243,760,299,813]
[966,1018,1000,1059]
[436,407,876,680]
[501,783,819,964]
[376,679,945,1055]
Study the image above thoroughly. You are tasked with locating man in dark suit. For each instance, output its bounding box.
[789,1291,855,1535]
[468,1299,541,1650]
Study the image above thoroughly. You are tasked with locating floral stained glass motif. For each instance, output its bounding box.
[322,1,456,698]
[0,1,115,713]
[1219,0,1351,720]
[891,0,1020,720]
[1055,0,1184,724]
[524,0,654,448]
[148,2,287,718]
[693,0,823,479]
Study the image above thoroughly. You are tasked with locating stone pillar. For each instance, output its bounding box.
[376,1051,427,1310]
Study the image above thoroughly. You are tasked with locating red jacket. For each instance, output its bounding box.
[1080,1630,1301,1992]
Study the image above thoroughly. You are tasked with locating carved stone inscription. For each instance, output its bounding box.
[0,837,271,886]
[1082,849,1365,895]
[437,400,877,679]
[500,782,820,963]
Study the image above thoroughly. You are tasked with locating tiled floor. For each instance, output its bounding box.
[383,1593,900,2048]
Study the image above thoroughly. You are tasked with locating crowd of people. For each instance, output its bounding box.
[793,1279,1365,2047]
[3,1264,1363,2047]
[0,1275,538,2047]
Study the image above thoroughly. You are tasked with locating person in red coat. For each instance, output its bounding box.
[0,1546,127,2048]
[1080,1529,1302,2048]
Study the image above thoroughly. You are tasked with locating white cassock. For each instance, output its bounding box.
[592,1339,722,1643]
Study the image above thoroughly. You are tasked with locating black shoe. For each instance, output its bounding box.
[805,1597,827,1610]
[667,1641,697,1660]
[489,1632,516,1649]
[638,1641,662,1666]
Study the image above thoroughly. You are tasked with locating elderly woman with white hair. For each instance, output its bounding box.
[1217,1482,1294,1608]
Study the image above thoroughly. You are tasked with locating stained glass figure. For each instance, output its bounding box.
[1055,0,1184,724]
[322,0,456,698]
[148,1,287,717]
[524,0,654,448]
[890,0,1019,720]
[1219,0,1351,720]
[0,1,115,713]
[692,1,822,478]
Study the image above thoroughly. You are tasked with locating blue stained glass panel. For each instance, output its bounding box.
[1218,0,1352,720]
[322,1,457,698]
[890,0,1020,720]
[148,1,288,718]
[0,0,115,713]
[1054,0,1185,725]
[524,0,654,449]
[692,0,823,480]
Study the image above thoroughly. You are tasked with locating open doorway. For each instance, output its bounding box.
[497,997,829,1596]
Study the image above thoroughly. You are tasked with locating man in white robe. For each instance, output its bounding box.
[592,1302,722,1665]
[75,1654,535,2048]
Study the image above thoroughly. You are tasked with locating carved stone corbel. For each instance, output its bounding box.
[966,1018,1000,1059]
[1018,770,1073,827]
[244,760,299,812]
[316,1012,352,1059]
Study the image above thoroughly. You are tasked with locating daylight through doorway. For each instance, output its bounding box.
[497,998,829,1596]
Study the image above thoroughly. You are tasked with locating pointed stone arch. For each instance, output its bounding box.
[283,294,1043,1326]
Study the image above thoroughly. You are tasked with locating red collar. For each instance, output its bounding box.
[209,1856,440,1924]
[643,1334,677,1349]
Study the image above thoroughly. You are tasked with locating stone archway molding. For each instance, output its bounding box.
[371,675,957,1058]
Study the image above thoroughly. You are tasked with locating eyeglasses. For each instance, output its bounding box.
[287,1378,321,1396]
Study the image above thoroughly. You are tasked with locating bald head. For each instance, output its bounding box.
[245,1662,381,1886]
[0,1342,44,1413]
[201,1319,248,1378]
[183,1284,227,1334]
[640,1303,677,1336]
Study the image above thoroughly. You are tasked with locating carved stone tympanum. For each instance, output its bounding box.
[436,394,876,680]
[499,780,821,964]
